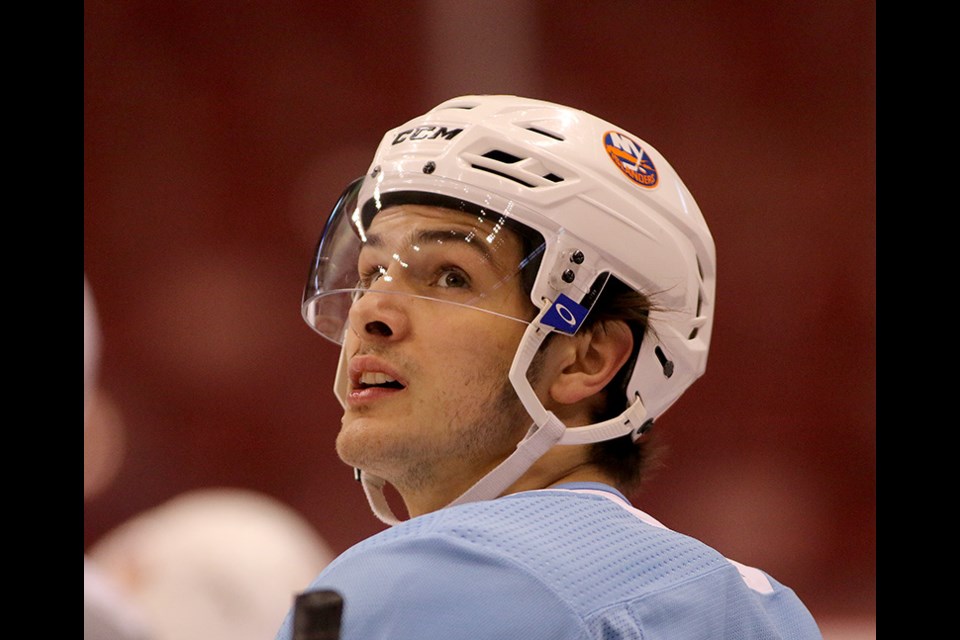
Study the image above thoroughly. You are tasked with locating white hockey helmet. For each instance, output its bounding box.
[302,95,716,523]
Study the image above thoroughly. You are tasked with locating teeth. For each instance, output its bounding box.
[359,371,397,385]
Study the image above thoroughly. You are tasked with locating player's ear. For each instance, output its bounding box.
[548,319,633,405]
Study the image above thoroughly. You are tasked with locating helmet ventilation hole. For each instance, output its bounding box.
[482,150,522,164]
[471,149,566,187]
[442,100,479,110]
[526,126,565,141]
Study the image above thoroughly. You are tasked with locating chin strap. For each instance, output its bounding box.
[355,304,648,526]
[357,470,403,526]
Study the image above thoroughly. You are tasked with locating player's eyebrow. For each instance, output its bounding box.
[364,227,501,267]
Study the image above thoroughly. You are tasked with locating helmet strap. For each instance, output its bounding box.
[358,470,403,526]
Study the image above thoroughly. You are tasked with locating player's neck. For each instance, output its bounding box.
[506,451,618,495]
[396,446,616,519]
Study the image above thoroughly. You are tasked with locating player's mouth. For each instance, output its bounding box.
[357,371,405,390]
[347,356,407,405]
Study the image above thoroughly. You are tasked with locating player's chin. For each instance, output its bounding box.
[334,418,392,468]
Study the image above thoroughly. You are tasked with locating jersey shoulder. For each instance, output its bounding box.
[279,490,822,640]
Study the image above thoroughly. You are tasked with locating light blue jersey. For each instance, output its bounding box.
[276,483,822,639]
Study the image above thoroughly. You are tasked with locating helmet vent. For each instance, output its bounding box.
[470,150,566,187]
[526,126,565,141]
[441,100,480,110]
[482,150,522,164]
[689,254,707,339]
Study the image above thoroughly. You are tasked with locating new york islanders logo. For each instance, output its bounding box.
[603,131,658,188]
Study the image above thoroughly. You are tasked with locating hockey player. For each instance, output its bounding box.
[277,95,822,640]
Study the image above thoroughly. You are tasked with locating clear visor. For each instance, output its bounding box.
[302,177,552,344]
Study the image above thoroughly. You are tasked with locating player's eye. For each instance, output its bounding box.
[434,267,470,289]
[358,265,388,288]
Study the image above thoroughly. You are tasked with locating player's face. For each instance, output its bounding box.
[335,204,538,502]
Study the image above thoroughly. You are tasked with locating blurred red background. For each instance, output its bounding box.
[84,0,875,631]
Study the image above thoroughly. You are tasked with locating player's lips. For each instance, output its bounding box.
[347,355,407,405]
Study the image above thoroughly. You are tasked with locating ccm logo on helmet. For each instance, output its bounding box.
[392,125,464,145]
[603,131,659,188]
